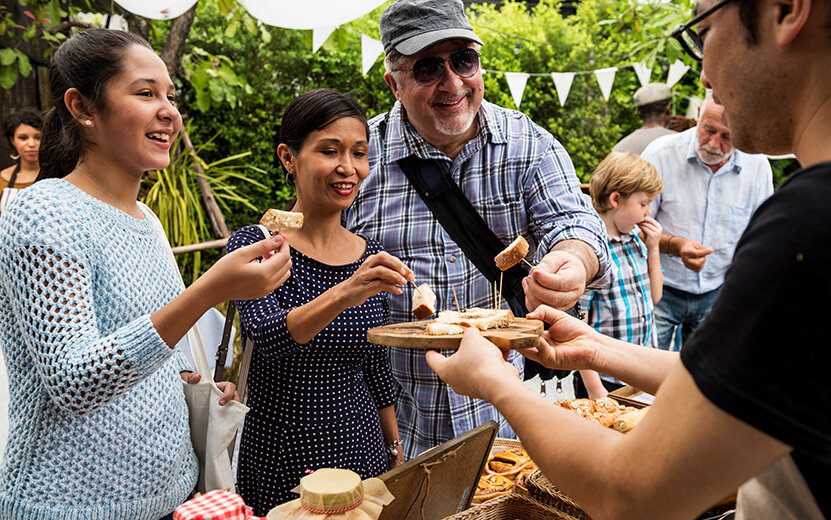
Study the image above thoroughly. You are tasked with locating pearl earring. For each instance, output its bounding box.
[83,120,92,127]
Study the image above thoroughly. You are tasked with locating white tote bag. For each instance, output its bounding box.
[144,204,248,493]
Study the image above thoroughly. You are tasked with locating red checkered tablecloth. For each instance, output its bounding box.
[173,490,266,520]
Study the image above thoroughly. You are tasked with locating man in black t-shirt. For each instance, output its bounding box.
[424,0,831,518]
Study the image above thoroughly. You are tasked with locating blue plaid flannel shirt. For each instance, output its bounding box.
[579,229,657,385]
[344,100,610,459]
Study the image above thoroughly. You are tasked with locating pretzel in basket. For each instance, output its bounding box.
[471,474,515,504]
[485,448,533,478]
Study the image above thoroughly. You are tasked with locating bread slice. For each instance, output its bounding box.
[425,323,465,335]
[412,283,437,320]
[260,209,304,231]
[494,235,529,271]
[459,309,514,330]
[436,308,514,330]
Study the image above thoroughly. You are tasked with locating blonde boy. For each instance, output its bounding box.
[576,152,663,398]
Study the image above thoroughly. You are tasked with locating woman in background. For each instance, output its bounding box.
[1,108,43,212]
[228,88,408,514]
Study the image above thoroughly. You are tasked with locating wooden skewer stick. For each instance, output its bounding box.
[522,257,535,269]
[493,280,498,314]
[410,280,423,298]
[452,286,461,314]
[499,271,504,311]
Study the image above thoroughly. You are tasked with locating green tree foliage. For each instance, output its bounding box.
[467,0,702,181]
[171,0,395,235]
[178,0,702,237]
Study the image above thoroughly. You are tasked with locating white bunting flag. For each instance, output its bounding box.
[551,72,575,106]
[312,25,337,53]
[504,72,530,109]
[632,61,652,87]
[667,59,691,88]
[361,34,385,76]
[594,67,618,101]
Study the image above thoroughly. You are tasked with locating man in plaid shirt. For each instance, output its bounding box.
[344,0,611,459]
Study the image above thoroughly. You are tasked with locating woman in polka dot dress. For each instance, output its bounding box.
[227,89,411,515]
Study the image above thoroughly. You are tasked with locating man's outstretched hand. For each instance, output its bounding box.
[521,305,601,372]
[426,328,520,402]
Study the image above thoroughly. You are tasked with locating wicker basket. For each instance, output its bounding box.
[443,493,580,520]
[488,437,524,456]
[526,470,592,520]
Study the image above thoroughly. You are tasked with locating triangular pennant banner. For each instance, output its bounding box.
[504,72,529,109]
[361,34,384,76]
[667,59,691,88]
[550,72,575,107]
[312,25,337,53]
[593,67,618,101]
[632,61,652,87]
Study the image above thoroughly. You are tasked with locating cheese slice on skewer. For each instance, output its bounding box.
[260,209,304,231]
[494,235,530,271]
[412,283,437,320]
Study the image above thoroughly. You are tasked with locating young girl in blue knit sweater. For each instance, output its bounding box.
[0,29,292,520]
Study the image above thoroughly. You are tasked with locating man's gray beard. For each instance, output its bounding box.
[432,106,477,136]
[697,144,732,166]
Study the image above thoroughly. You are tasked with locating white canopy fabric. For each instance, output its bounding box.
[114,0,197,20]
[115,0,386,27]
[237,0,386,29]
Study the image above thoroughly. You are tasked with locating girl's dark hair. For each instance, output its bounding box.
[37,29,153,181]
[4,108,44,146]
[279,88,369,155]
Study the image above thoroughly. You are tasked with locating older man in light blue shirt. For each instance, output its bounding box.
[642,96,773,350]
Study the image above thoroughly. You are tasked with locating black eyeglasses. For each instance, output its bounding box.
[392,48,481,86]
[671,0,733,62]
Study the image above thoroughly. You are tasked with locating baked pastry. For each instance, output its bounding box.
[486,448,532,478]
[514,466,537,495]
[412,283,436,320]
[472,474,514,504]
[613,407,648,433]
[494,236,529,271]
[260,209,304,231]
[557,397,646,431]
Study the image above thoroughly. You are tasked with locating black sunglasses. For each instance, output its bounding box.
[671,0,733,62]
[392,48,481,86]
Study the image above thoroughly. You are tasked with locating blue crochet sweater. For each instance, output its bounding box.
[0,179,197,520]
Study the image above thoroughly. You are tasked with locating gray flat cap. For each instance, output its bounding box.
[380,0,484,56]
[633,83,671,106]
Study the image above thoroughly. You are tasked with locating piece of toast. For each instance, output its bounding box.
[412,283,437,320]
[425,322,465,335]
[260,209,304,231]
[494,235,529,271]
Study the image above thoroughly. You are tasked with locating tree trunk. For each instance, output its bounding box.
[160,4,197,81]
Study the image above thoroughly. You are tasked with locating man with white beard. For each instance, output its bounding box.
[344,0,610,459]
[642,92,772,351]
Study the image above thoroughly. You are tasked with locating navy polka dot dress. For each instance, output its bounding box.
[227,226,396,515]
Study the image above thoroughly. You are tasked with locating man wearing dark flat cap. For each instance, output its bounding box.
[344,0,611,459]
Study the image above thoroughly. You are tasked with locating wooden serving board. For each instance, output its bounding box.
[367,318,543,350]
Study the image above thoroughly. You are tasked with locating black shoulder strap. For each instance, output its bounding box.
[398,154,574,382]
[7,162,20,189]
[397,155,529,316]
